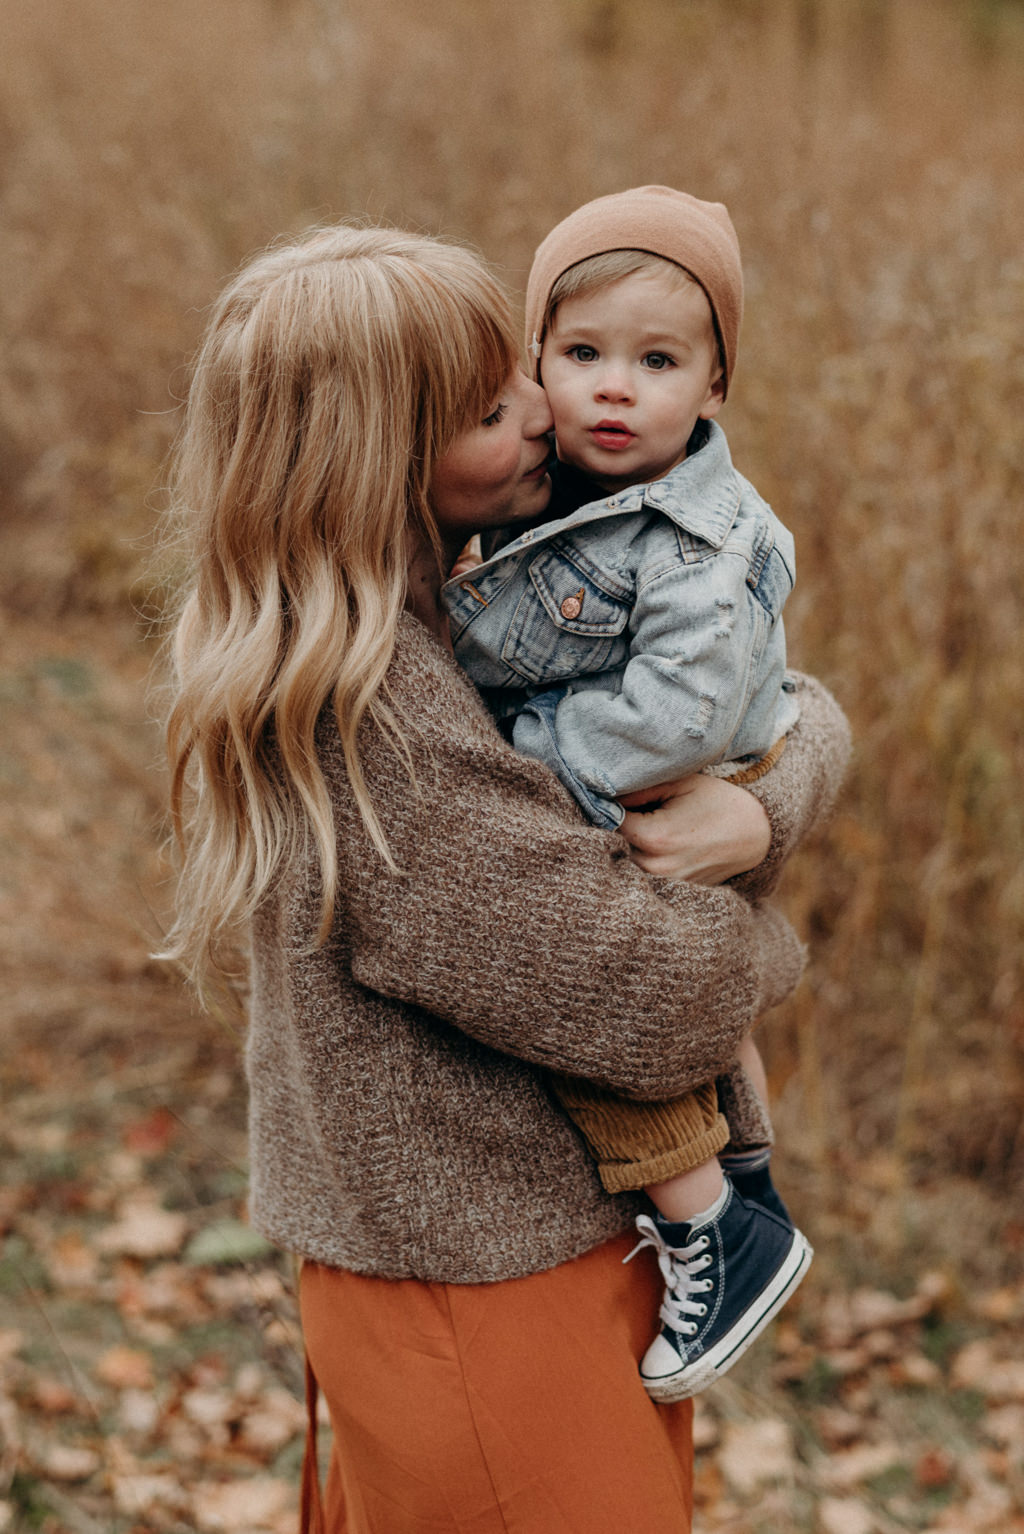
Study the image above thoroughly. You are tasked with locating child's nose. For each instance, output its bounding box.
[595,366,633,403]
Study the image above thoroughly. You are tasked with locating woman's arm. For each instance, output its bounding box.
[727,672,851,901]
[325,622,806,1104]
[618,673,850,895]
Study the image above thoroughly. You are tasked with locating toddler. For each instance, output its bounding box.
[443,186,810,1401]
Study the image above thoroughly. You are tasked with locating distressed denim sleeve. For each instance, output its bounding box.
[512,545,791,827]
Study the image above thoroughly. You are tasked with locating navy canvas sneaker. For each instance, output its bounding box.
[626,1183,812,1402]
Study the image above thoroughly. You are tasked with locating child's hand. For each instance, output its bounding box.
[449,535,483,579]
[619,775,771,885]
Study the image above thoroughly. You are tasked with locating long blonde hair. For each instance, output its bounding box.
[161,223,518,982]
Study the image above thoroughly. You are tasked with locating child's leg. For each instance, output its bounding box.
[717,1040,792,1223]
[548,1074,730,1195]
[550,1069,811,1402]
[644,1035,767,1223]
[645,1156,725,1223]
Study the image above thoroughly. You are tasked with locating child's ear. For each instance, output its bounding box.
[699,370,726,421]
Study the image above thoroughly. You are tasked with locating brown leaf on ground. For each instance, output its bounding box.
[821,1443,904,1491]
[191,1476,294,1532]
[818,1497,877,1534]
[95,1345,155,1391]
[97,1192,189,1260]
[718,1420,796,1495]
[952,1340,1024,1401]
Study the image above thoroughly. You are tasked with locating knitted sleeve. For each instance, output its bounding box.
[324,623,811,1104]
[726,671,851,903]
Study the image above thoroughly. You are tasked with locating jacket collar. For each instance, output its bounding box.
[464,420,741,578]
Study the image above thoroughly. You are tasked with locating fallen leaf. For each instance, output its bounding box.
[692,1398,719,1452]
[36,1443,101,1481]
[182,1386,238,1427]
[117,1261,209,1323]
[915,1446,955,1488]
[0,1331,24,1364]
[234,1362,266,1400]
[123,1106,179,1156]
[983,1403,1024,1447]
[112,1473,190,1517]
[818,1495,876,1534]
[848,1287,930,1332]
[118,1388,161,1436]
[974,1284,1024,1324]
[822,1346,871,1377]
[889,1351,943,1388]
[27,1376,78,1414]
[237,1389,305,1454]
[952,1341,1024,1401]
[191,1476,294,1531]
[45,1230,99,1289]
[97,1194,188,1259]
[814,1406,863,1449]
[862,1327,900,1360]
[822,1442,903,1490]
[718,1419,796,1494]
[6,1123,68,1154]
[95,1345,155,1391]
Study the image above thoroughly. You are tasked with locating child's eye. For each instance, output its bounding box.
[482,402,509,427]
[567,345,598,363]
[643,352,675,371]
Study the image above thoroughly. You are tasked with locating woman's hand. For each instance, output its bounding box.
[618,775,771,885]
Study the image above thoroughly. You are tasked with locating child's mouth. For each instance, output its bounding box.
[589,421,635,451]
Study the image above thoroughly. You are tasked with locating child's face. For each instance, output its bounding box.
[540,268,725,494]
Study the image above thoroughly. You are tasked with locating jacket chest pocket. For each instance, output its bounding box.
[501,545,631,684]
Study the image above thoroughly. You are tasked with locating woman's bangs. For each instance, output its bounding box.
[459,299,518,426]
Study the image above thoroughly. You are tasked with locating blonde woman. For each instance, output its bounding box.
[163,223,849,1533]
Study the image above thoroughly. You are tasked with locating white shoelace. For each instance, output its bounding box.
[624,1213,714,1337]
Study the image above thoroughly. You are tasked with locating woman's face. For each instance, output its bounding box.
[429,371,554,556]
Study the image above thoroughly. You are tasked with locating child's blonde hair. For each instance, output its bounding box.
[161,223,517,982]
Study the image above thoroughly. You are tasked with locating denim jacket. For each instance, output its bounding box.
[442,421,800,830]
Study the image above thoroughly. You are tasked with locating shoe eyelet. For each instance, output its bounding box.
[700,1279,714,1292]
[682,1323,698,1336]
[696,1304,707,1316]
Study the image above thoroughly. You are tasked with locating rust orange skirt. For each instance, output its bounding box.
[299,1229,693,1533]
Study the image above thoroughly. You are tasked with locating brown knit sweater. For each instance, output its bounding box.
[246,614,850,1283]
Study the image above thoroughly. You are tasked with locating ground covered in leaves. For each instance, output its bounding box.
[2,609,1023,1534]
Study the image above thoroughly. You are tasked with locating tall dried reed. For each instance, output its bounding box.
[4,0,1022,1194]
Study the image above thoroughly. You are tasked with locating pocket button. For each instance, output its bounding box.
[560,589,585,620]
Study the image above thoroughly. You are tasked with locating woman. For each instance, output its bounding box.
[163,224,849,1532]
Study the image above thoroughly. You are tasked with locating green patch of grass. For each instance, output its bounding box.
[919,1316,973,1369]
[785,1355,844,1408]
[869,1463,914,1499]
[0,1235,51,1297]
[950,1387,988,1425]
[33,656,96,697]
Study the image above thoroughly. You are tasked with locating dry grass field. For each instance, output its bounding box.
[2,0,1023,1529]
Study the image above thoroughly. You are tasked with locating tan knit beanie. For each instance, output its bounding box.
[525,185,743,397]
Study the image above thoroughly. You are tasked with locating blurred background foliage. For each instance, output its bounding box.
[2,0,1023,1261]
